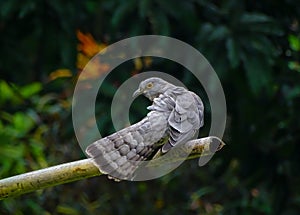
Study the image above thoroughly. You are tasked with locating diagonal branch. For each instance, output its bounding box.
[0,136,224,200]
[0,158,101,200]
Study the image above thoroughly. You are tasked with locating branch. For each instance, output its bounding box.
[0,158,101,200]
[0,136,224,200]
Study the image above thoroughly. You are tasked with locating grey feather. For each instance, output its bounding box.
[85,77,204,181]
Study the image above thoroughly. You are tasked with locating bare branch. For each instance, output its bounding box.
[0,136,224,200]
[0,158,101,200]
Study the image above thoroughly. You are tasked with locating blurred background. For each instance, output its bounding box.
[0,0,300,214]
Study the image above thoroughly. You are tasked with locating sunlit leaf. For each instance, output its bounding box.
[134,58,143,70]
[12,112,35,136]
[192,187,215,198]
[288,35,300,51]
[0,144,25,159]
[0,80,14,104]
[77,30,106,58]
[77,53,90,70]
[49,69,73,81]
[20,82,42,98]
[77,60,110,81]
[29,140,48,168]
[56,205,80,215]
[288,61,300,73]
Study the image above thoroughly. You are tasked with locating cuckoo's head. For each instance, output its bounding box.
[133,77,174,101]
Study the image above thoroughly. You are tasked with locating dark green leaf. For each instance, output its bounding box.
[247,23,283,35]
[226,37,240,68]
[138,0,151,18]
[0,0,17,18]
[241,52,272,94]
[157,0,193,19]
[196,23,214,46]
[282,85,300,100]
[239,13,283,35]
[249,35,278,59]
[209,25,229,41]
[111,0,136,27]
[240,13,273,24]
[18,1,35,18]
[151,10,170,35]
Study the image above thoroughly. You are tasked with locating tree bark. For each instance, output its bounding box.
[0,158,101,200]
[0,136,224,200]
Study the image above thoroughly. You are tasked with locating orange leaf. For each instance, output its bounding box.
[49,69,72,81]
[77,30,106,57]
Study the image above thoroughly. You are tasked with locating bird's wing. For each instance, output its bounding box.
[162,89,204,153]
[191,91,204,127]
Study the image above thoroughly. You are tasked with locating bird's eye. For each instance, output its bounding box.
[146,83,153,88]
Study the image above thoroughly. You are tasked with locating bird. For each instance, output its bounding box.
[85,77,205,181]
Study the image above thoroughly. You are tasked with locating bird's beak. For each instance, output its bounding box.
[132,88,142,98]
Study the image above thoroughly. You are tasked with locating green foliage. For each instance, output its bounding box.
[1,0,300,214]
[0,81,47,176]
[196,3,283,95]
[288,34,300,73]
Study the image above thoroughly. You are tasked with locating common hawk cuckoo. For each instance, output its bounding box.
[85,77,219,181]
